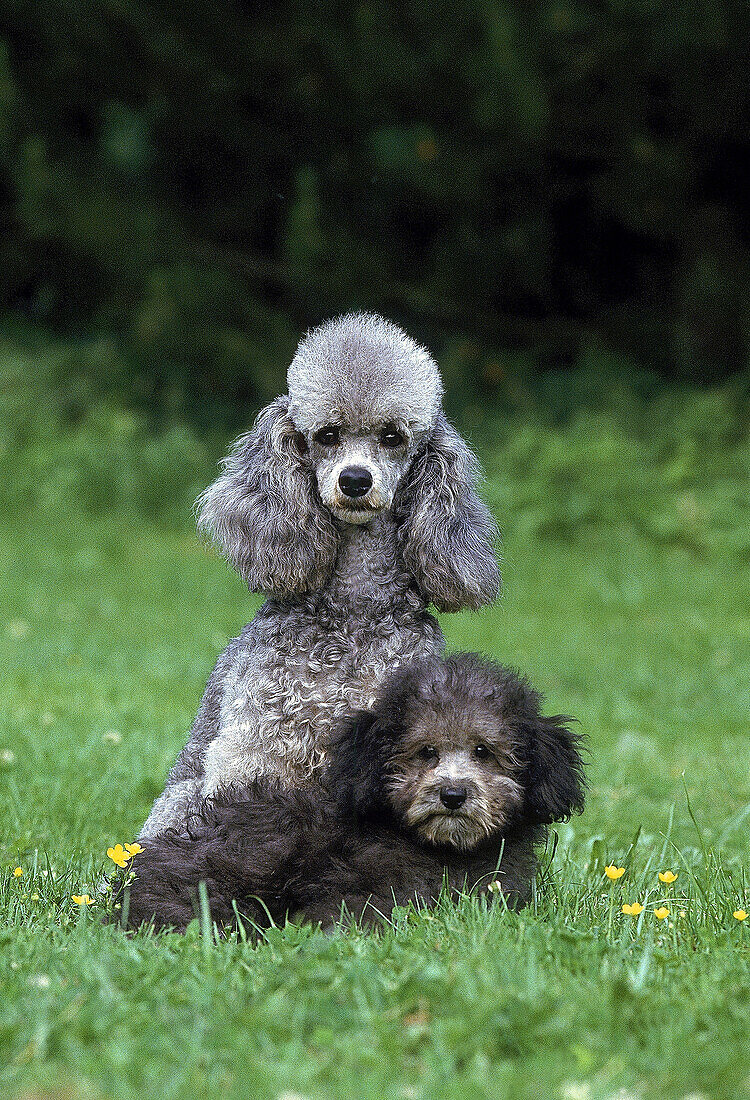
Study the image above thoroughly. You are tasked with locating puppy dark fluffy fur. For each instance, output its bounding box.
[121,655,585,932]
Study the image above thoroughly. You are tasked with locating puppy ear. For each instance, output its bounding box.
[329,710,388,819]
[522,715,586,826]
[396,413,500,612]
[196,396,337,597]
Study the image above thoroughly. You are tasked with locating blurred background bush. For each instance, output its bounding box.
[0,0,748,550]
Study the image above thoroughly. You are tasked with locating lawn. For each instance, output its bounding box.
[1,352,750,1100]
[2,504,749,1100]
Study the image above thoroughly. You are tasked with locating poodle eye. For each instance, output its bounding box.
[474,744,491,760]
[417,745,438,763]
[314,426,340,446]
[380,426,405,448]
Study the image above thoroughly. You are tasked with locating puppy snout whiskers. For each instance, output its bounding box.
[439,785,468,810]
[338,466,373,498]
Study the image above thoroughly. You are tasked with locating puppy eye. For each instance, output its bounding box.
[314,426,340,446]
[417,745,438,762]
[474,744,491,760]
[380,426,405,448]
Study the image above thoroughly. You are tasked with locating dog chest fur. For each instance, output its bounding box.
[201,515,444,791]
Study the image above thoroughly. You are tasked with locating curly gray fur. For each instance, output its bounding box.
[195,396,338,597]
[140,312,500,839]
[395,413,501,612]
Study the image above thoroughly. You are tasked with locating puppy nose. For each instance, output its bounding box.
[440,785,467,810]
[338,466,373,498]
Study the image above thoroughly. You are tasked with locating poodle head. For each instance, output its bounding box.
[334,655,586,851]
[198,313,499,606]
[286,312,442,525]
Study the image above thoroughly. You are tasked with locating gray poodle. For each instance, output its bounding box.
[140,312,500,839]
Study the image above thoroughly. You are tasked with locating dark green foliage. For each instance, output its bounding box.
[1,2,749,417]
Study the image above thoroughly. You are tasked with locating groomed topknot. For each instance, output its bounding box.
[286,312,443,436]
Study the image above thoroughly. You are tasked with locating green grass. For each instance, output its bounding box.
[1,502,749,1100]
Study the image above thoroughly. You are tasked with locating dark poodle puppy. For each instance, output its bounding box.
[120,655,585,932]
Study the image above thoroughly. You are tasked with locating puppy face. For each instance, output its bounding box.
[384,699,524,852]
[337,655,586,851]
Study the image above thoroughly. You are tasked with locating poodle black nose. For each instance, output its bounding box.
[440,785,467,810]
[339,466,373,498]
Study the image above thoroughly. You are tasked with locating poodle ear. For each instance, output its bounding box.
[522,715,586,826]
[329,710,389,819]
[396,413,500,612]
[196,396,337,597]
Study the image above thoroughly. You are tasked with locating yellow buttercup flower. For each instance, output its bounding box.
[604,865,625,880]
[622,902,644,916]
[72,894,94,906]
[106,844,131,868]
[13,867,23,878]
[125,843,143,856]
[658,870,677,884]
[654,906,670,920]
[734,910,748,922]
